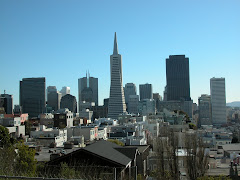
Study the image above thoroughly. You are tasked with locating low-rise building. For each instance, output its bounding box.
[30,125,67,147]
[54,109,73,128]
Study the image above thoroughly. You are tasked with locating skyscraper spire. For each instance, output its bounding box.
[113,32,118,55]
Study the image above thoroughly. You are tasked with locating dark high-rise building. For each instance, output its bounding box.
[60,94,77,113]
[20,77,46,118]
[0,93,13,114]
[166,55,191,101]
[48,91,62,111]
[108,32,126,119]
[78,72,98,111]
[139,83,153,100]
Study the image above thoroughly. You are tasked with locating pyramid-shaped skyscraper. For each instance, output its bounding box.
[108,32,126,119]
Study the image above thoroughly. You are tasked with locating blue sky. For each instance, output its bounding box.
[0,0,239,106]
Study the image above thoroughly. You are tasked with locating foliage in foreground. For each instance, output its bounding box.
[197,175,231,180]
[0,126,37,176]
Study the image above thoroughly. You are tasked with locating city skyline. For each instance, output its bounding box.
[0,1,239,106]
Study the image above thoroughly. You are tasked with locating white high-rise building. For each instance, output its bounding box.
[60,86,70,97]
[108,32,126,119]
[210,77,226,125]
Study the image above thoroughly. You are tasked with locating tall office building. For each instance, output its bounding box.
[0,93,13,114]
[139,83,153,100]
[48,91,62,111]
[78,72,98,111]
[198,94,212,126]
[108,32,126,119]
[128,95,139,115]
[47,86,57,94]
[60,94,77,113]
[124,83,137,104]
[166,55,191,101]
[60,86,70,97]
[210,78,226,125]
[20,77,46,118]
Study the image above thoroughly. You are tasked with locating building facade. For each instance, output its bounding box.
[166,55,191,101]
[210,77,226,125]
[198,94,212,126]
[128,95,139,115]
[20,77,46,118]
[124,83,137,105]
[108,32,126,119]
[139,83,153,100]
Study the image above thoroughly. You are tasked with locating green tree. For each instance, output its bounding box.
[0,146,16,175]
[0,125,12,147]
[60,162,76,179]
[15,142,37,176]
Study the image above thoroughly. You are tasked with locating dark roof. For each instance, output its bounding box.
[84,140,132,166]
[47,140,132,167]
[115,147,139,160]
[126,145,150,153]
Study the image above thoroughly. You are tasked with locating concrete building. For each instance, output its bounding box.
[20,77,46,118]
[139,83,153,100]
[153,93,162,101]
[166,55,191,101]
[78,72,98,111]
[124,83,137,110]
[79,109,93,121]
[4,113,28,124]
[198,94,212,126]
[60,94,77,113]
[90,105,108,119]
[79,101,95,112]
[30,125,67,147]
[0,117,25,138]
[128,95,139,114]
[60,86,70,97]
[0,93,13,114]
[39,113,54,127]
[67,126,96,142]
[54,108,73,128]
[210,77,227,125]
[158,100,193,118]
[108,32,126,119]
[138,99,156,116]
